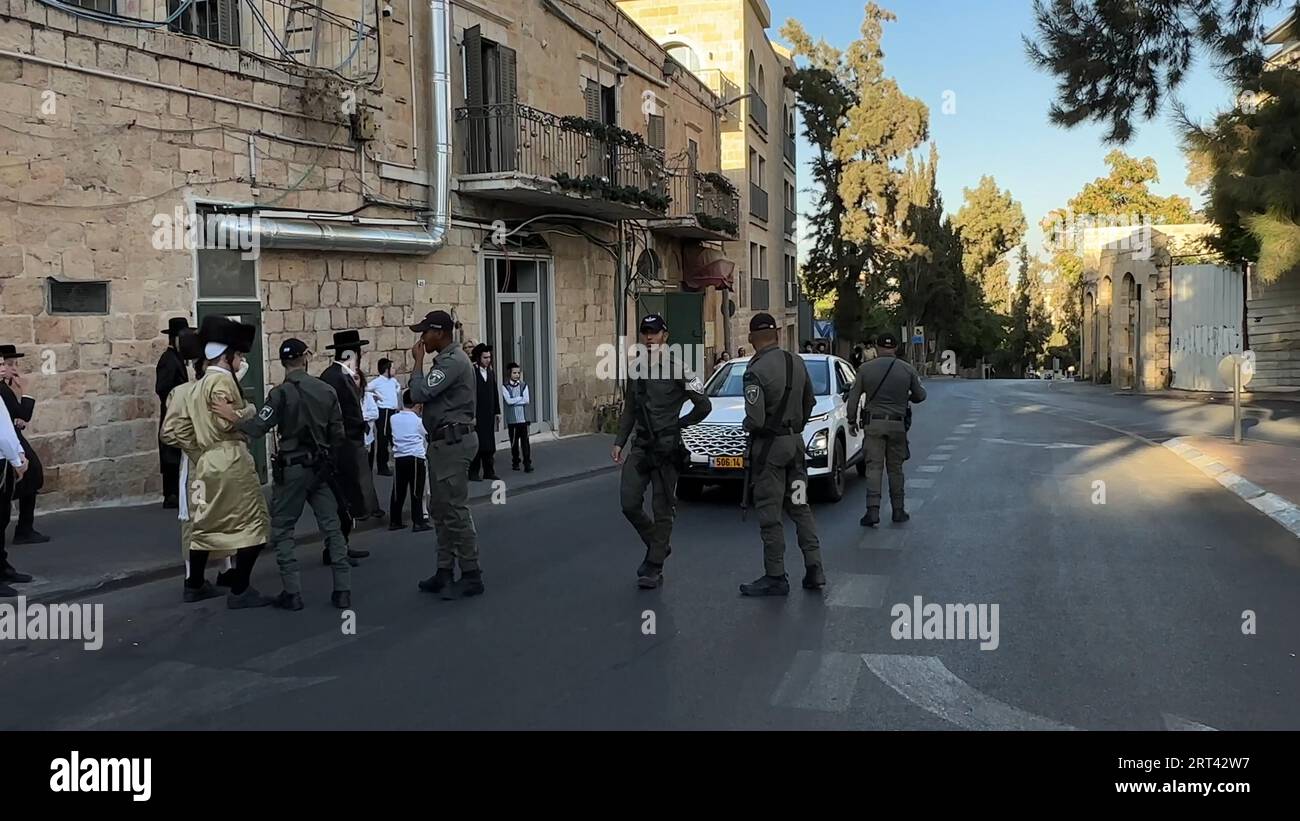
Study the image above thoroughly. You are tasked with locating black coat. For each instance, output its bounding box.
[0,379,42,493]
[473,366,500,453]
[155,347,189,474]
[320,362,366,442]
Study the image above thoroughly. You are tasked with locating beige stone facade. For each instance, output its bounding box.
[0,0,738,509]
[616,0,801,351]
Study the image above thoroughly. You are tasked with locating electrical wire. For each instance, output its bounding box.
[33,0,196,29]
[257,126,343,207]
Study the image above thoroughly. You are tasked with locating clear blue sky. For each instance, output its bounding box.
[767,0,1268,262]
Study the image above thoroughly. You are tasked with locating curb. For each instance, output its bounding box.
[24,464,620,604]
[1162,437,1300,539]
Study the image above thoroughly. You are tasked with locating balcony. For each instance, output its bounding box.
[169,0,380,84]
[699,69,742,131]
[748,87,769,134]
[749,183,769,221]
[455,103,670,220]
[649,170,741,241]
[751,277,771,310]
[784,207,797,237]
[784,134,796,166]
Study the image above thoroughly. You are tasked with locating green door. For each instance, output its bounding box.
[196,302,267,483]
[637,292,704,347]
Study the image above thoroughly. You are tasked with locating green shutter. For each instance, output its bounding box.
[648,114,665,150]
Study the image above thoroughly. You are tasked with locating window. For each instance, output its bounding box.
[757,65,766,102]
[72,0,115,11]
[647,113,666,150]
[197,249,258,299]
[665,43,700,72]
[168,0,240,48]
[748,51,756,87]
[759,246,767,280]
[48,280,109,315]
[463,25,520,173]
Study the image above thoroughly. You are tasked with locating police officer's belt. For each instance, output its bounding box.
[280,451,319,468]
[434,422,474,436]
[868,412,905,422]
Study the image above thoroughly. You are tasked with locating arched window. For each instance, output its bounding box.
[748,51,756,89]
[664,42,700,72]
[757,65,766,100]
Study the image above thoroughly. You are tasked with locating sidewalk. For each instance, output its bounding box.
[1108,386,1300,405]
[1163,436,1300,540]
[9,433,616,603]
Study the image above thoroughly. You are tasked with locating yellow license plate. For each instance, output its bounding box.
[711,456,745,469]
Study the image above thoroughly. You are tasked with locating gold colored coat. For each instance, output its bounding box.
[160,369,269,553]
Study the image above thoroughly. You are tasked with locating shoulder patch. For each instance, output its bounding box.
[744,384,760,405]
[427,369,446,387]
[258,405,274,421]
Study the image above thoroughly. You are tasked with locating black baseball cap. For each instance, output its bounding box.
[279,338,310,361]
[639,314,667,333]
[749,312,778,332]
[876,333,898,348]
[410,310,453,333]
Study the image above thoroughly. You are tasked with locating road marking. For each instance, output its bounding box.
[906,479,935,489]
[861,654,1077,731]
[1162,712,1218,731]
[771,651,863,713]
[958,423,976,429]
[826,573,890,608]
[936,444,958,451]
[928,454,951,461]
[57,661,332,730]
[243,627,384,673]
[945,435,966,441]
[918,465,944,473]
[981,438,1091,449]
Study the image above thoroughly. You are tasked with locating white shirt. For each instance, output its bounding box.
[390,410,427,459]
[370,374,401,410]
[478,366,490,382]
[362,392,379,446]
[0,398,23,467]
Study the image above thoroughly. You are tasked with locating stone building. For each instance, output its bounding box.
[616,0,802,350]
[0,0,746,509]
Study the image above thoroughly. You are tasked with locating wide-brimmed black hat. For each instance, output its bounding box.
[198,315,256,354]
[326,330,369,351]
[162,317,193,337]
[0,344,24,359]
[177,328,203,361]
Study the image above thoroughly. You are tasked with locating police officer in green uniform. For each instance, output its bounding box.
[612,313,712,589]
[213,338,352,610]
[409,310,484,600]
[738,313,825,596]
[846,332,927,527]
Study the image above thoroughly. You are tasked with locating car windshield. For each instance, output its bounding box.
[706,358,830,397]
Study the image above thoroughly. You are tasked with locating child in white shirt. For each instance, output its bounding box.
[388,390,430,531]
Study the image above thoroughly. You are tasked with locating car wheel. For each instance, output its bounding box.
[819,439,846,503]
[676,478,704,502]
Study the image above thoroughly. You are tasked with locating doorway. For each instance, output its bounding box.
[483,255,554,439]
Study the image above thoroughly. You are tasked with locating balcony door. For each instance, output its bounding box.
[464,26,517,174]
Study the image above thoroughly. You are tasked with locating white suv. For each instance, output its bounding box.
[676,353,865,502]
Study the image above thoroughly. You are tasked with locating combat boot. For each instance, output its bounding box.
[802,564,826,590]
[636,560,664,589]
[226,587,273,609]
[331,591,352,609]
[452,570,485,598]
[892,506,910,523]
[739,574,790,597]
[271,591,304,611]
[860,506,880,527]
[417,568,454,595]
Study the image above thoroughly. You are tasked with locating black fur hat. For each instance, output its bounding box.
[198,315,256,354]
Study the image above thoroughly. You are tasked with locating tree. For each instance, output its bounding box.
[1006,244,1053,376]
[1025,0,1280,143]
[952,176,1027,312]
[1182,66,1300,278]
[783,4,927,342]
[893,144,961,367]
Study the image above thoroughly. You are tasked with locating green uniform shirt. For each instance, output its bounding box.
[408,343,476,434]
[615,351,711,447]
[236,369,345,453]
[743,347,816,435]
[846,354,926,420]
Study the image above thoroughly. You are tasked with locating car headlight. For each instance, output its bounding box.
[807,429,828,457]
[808,412,829,423]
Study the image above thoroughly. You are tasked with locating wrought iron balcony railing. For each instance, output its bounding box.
[698,69,740,106]
[455,103,668,210]
[664,168,741,236]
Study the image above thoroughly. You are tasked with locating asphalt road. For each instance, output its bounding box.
[3,379,1298,730]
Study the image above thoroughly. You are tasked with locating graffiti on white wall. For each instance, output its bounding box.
[1172,324,1242,359]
